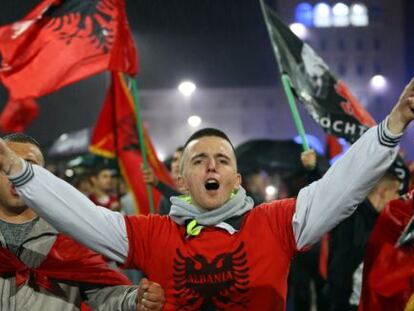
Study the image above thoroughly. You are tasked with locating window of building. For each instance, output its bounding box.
[350,3,369,26]
[356,63,365,76]
[370,4,384,24]
[332,3,350,27]
[373,62,382,74]
[355,38,364,51]
[374,96,382,106]
[314,3,332,27]
[297,2,370,28]
[319,38,328,51]
[337,38,346,51]
[338,63,347,76]
[295,2,313,26]
[373,37,381,50]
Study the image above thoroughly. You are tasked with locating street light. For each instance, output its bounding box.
[178,81,196,97]
[332,3,350,27]
[265,185,278,201]
[157,151,165,161]
[266,185,276,196]
[187,115,202,128]
[370,75,387,91]
[65,169,74,178]
[289,23,308,39]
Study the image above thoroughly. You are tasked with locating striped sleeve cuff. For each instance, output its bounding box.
[8,159,34,187]
[377,117,403,148]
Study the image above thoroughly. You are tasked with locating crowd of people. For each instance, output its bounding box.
[0,79,413,310]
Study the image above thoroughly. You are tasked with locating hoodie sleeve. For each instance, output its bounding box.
[10,163,129,263]
[293,119,402,249]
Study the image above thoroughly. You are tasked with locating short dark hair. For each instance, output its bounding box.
[175,146,184,153]
[3,133,41,149]
[3,133,45,166]
[72,172,91,187]
[89,165,112,178]
[183,128,235,152]
[180,128,237,174]
[384,166,401,182]
[371,169,400,193]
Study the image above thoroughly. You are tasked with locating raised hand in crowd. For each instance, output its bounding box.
[300,148,317,171]
[387,78,414,133]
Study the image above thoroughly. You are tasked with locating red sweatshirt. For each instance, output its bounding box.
[359,194,414,311]
[123,199,297,310]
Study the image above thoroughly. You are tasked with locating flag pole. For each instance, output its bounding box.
[259,0,309,151]
[111,75,123,210]
[281,74,309,151]
[128,76,155,214]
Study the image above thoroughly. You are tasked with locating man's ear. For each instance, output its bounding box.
[234,173,242,191]
[378,184,389,200]
[177,175,189,194]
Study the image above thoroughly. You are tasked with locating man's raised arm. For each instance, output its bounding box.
[293,78,414,249]
[0,148,129,263]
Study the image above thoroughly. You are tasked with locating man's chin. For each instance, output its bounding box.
[9,200,27,210]
[198,199,228,211]
[201,205,220,211]
[0,201,29,215]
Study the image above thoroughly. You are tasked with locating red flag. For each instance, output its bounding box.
[90,72,174,215]
[0,0,137,131]
[0,99,39,132]
[335,81,376,127]
[0,233,131,311]
[326,134,345,160]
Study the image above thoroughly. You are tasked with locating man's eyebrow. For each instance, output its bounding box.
[190,153,232,161]
[190,153,208,161]
[216,153,231,160]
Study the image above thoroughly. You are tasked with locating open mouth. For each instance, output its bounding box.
[205,178,220,190]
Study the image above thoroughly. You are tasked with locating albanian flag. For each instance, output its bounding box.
[0,0,137,132]
[90,72,174,215]
[260,0,376,143]
[0,99,39,132]
[359,193,414,311]
[0,233,131,311]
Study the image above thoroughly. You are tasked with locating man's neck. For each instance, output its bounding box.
[366,195,381,213]
[93,188,109,199]
[0,206,37,224]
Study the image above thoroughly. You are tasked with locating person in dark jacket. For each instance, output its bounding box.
[240,167,268,205]
[326,170,400,311]
[288,149,329,311]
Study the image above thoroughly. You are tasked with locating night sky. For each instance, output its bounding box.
[0,0,280,90]
[0,0,413,151]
